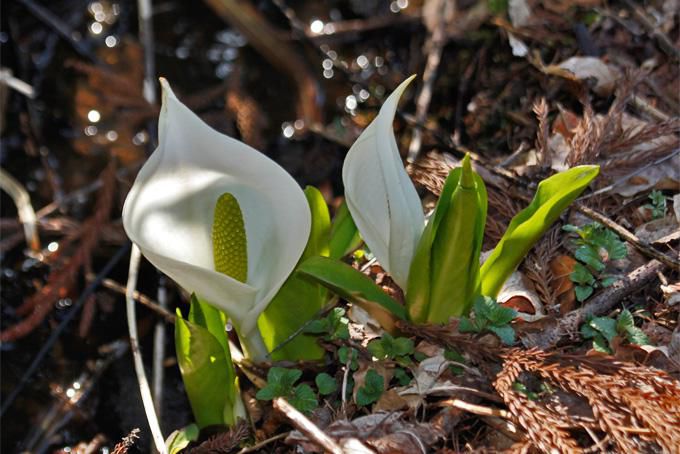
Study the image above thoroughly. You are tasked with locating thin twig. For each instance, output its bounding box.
[152,277,168,424]
[406,0,451,163]
[86,274,176,323]
[236,432,289,454]
[439,398,513,419]
[125,245,167,454]
[0,68,35,98]
[0,167,40,251]
[273,398,344,454]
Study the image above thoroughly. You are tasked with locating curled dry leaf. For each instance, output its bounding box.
[549,255,577,314]
[634,216,680,244]
[555,56,619,96]
[497,271,545,321]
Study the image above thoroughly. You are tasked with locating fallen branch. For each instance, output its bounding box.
[273,398,344,454]
[521,259,666,349]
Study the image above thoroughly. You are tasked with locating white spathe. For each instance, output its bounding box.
[122,79,311,360]
[342,75,424,289]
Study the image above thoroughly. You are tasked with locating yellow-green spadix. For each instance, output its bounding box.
[122,79,311,360]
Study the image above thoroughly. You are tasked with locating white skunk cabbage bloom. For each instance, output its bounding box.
[342,75,424,289]
[123,79,310,360]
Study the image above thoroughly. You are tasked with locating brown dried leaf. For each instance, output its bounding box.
[549,255,577,314]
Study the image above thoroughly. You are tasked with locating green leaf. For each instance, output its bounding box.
[592,334,611,353]
[480,165,599,298]
[617,309,635,332]
[580,323,599,339]
[407,155,488,322]
[487,0,508,15]
[575,245,605,271]
[290,384,318,414]
[367,333,415,360]
[356,370,384,406]
[175,309,238,428]
[367,338,388,360]
[394,368,412,386]
[488,303,517,326]
[212,192,248,283]
[165,424,199,454]
[473,295,495,321]
[570,263,595,285]
[600,276,617,287]
[338,346,359,370]
[625,327,650,346]
[575,285,594,302]
[429,155,488,321]
[269,367,303,391]
[258,186,329,361]
[297,256,406,332]
[315,373,338,395]
[489,325,516,345]
[458,316,480,333]
[587,316,617,342]
[256,367,302,402]
[326,307,350,340]
[329,200,362,259]
[188,295,230,373]
[646,190,667,219]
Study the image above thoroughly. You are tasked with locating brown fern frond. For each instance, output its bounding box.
[409,152,452,195]
[533,97,550,167]
[495,352,583,452]
[524,225,561,309]
[188,421,250,454]
[0,160,116,342]
[495,349,680,453]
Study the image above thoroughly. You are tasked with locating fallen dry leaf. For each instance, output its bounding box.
[549,255,577,314]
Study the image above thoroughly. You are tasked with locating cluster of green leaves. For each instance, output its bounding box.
[367,332,414,363]
[356,370,385,406]
[563,223,627,302]
[459,296,517,345]
[580,309,650,353]
[255,367,341,414]
[303,307,350,341]
[644,190,667,219]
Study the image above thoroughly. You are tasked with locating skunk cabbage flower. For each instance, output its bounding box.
[341,76,597,324]
[342,75,425,289]
[123,79,310,360]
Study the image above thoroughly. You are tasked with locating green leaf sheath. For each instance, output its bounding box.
[258,186,329,361]
[480,165,599,298]
[406,163,460,323]
[188,294,230,368]
[175,309,235,428]
[212,193,248,282]
[429,155,487,321]
[406,154,487,322]
[329,201,362,259]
